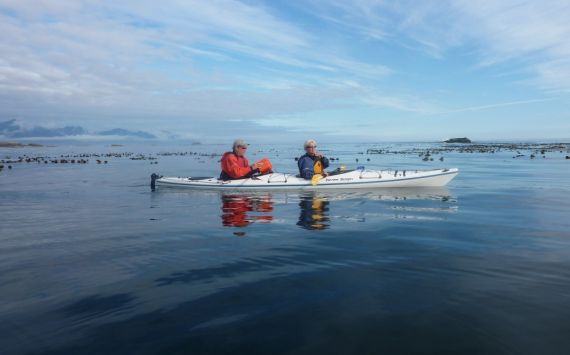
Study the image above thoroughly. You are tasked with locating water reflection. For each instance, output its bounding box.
[221,193,274,228]
[216,187,455,231]
[297,192,330,230]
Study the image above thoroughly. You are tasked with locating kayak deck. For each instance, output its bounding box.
[153,168,458,190]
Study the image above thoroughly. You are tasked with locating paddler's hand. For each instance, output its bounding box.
[250,162,262,170]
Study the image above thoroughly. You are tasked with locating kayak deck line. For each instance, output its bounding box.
[152,168,459,190]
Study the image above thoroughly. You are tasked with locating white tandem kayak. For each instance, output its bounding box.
[152,168,458,190]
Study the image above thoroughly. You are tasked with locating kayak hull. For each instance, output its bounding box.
[155,168,458,190]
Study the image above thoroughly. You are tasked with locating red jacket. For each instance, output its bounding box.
[220,152,252,179]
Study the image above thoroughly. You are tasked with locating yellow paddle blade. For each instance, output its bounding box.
[340,165,346,172]
[311,174,323,186]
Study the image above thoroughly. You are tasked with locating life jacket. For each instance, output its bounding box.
[314,159,323,174]
[220,152,252,180]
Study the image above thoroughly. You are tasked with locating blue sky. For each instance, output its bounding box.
[1,0,569,142]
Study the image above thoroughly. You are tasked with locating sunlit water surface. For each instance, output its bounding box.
[1,142,569,354]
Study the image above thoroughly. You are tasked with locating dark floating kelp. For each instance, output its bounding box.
[365,142,570,160]
[0,150,222,170]
[1,143,569,172]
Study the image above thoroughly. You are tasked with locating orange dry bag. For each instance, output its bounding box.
[255,158,273,174]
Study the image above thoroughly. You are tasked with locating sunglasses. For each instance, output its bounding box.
[238,146,248,149]
[306,145,317,148]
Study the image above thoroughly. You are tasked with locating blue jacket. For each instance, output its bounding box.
[298,154,330,179]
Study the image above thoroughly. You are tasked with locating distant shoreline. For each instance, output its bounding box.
[0,141,44,148]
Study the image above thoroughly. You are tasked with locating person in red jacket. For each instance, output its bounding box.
[220,139,262,180]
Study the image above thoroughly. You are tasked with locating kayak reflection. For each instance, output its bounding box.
[221,193,274,227]
[155,187,455,231]
[297,192,330,230]
[217,188,455,230]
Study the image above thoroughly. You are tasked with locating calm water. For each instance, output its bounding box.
[1,142,570,355]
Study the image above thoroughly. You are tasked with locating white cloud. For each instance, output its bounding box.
[0,0,392,130]
[453,1,570,92]
[440,98,556,114]
[361,93,438,114]
[311,0,570,91]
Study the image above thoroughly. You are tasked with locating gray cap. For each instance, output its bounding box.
[233,138,248,149]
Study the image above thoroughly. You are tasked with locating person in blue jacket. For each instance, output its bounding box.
[298,139,330,179]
